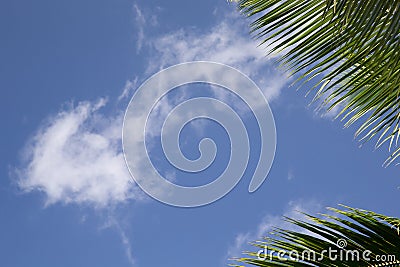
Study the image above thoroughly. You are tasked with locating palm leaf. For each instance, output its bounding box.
[231,0,400,165]
[232,205,400,266]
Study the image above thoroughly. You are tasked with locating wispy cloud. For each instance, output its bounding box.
[102,214,135,266]
[133,4,145,53]
[132,3,160,54]
[118,77,138,101]
[226,200,324,260]
[145,11,288,101]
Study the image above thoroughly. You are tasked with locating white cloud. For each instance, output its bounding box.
[133,4,160,53]
[133,4,145,53]
[226,200,324,259]
[146,12,289,101]
[102,215,135,266]
[15,99,142,208]
[288,168,295,180]
[118,77,138,101]
[315,101,344,119]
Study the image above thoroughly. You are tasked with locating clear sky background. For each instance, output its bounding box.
[1,0,399,266]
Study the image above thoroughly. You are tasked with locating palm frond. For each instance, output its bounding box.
[232,0,400,165]
[232,205,400,267]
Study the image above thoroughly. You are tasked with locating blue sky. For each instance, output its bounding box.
[1,0,399,266]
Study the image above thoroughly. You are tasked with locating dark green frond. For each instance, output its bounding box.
[233,205,400,266]
[232,0,400,165]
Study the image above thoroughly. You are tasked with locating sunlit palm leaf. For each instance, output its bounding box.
[232,0,400,165]
[232,205,400,266]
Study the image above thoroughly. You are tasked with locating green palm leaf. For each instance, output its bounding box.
[231,0,400,165]
[232,205,400,266]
